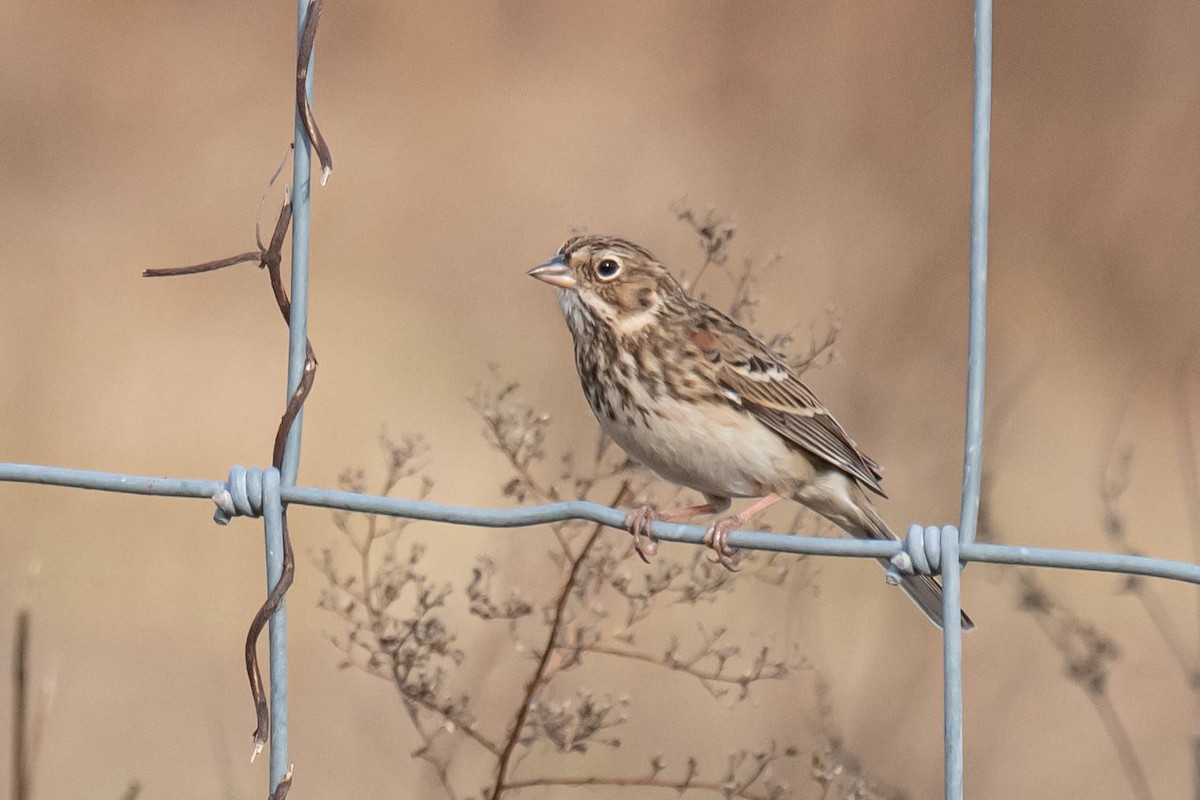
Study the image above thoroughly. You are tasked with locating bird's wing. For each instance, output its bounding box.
[688,310,886,496]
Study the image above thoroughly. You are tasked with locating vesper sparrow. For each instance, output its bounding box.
[529,235,973,630]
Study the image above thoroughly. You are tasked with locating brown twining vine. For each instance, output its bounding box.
[144,197,311,785]
[141,5,330,794]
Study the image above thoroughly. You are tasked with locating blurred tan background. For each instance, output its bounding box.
[3,1,1200,798]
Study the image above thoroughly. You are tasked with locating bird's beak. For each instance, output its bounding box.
[527,256,577,289]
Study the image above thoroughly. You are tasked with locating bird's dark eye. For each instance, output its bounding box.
[596,258,622,280]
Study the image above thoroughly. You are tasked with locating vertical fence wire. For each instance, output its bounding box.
[946,1,993,797]
[942,526,965,800]
[958,0,993,550]
[284,0,315,489]
[263,468,290,792]
[263,1,317,793]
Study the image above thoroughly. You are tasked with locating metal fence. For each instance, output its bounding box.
[4,2,1197,798]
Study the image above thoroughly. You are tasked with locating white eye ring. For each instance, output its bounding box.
[596,258,622,280]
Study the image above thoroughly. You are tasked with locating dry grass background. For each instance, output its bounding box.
[3,1,1200,798]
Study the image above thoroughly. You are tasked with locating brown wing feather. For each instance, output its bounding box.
[689,308,886,496]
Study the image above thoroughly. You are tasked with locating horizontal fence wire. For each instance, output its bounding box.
[4,462,1200,588]
[3,1,1188,799]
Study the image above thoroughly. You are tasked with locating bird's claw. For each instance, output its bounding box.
[623,505,660,564]
[703,516,742,571]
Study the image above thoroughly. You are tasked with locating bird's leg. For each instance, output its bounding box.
[624,496,731,564]
[703,495,783,570]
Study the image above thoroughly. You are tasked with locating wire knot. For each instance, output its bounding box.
[213,465,273,524]
[887,524,960,583]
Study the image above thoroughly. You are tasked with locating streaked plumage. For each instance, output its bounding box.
[529,235,973,630]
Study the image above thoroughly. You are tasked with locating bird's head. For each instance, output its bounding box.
[528,235,683,337]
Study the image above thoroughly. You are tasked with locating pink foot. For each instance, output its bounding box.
[623,505,661,564]
[702,515,743,571]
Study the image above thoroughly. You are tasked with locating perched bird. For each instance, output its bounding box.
[528,234,973,630]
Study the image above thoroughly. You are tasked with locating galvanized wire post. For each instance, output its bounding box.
[958,0,993,550]
[285,0,314,486]
[942,526,965,800]
[263,0,318,793]
[262,468,289,792]
[946,1,993,797]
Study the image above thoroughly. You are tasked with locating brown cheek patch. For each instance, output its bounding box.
[611,283,652,312]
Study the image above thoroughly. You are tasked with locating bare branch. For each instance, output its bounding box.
[404,700,463,799]
[572,641,787,698]
[12,608,28,800]
[671,198,736,293]
[506,745,801,800]
[1085,692,1155,800]
[984,477,1153,800]
[469,371,560,503]
[489,481,632,799]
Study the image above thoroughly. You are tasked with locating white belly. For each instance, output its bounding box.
[599,392,802,499]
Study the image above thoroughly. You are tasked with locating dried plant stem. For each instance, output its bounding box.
[576,643,782,688]
[1174,350,1200,800]
[1098,375,1200,798]
[475,405,575,558]
[1133,583,1197,681]
[1173,359,1200,578]
[1022,596,1152,800]
[671,200,735,293]
[503,774,770,799]
[1086,691,1155,800]
[1175,354,1200,621]
[392,681,501,757]
[12,608,29,800]
[488,481,631,800]
[357,472,404,625]
[402,702,461,800]
[1194,735,1200,800]
[480,416,558,503]
[689,252,718,294]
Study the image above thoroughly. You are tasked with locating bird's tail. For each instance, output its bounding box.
[794,475,976,630]
[857,501,975,632]
[891,565,975,632]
